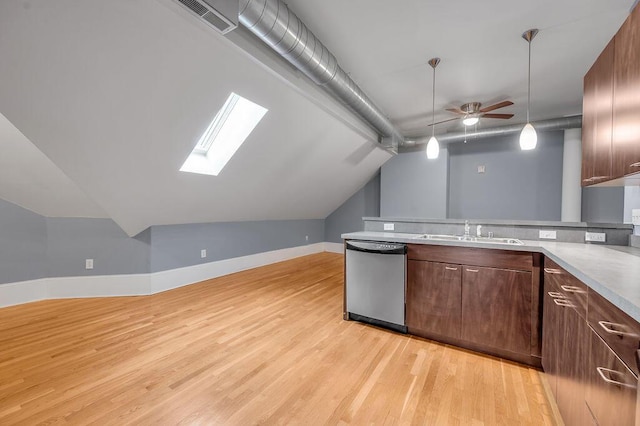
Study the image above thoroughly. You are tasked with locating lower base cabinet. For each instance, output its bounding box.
[542,260,638,426]
[585,328,637,426]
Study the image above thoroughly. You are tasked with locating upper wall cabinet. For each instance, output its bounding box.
[582,4,640,186]
[582,39,614,185]
[612,5,640,179]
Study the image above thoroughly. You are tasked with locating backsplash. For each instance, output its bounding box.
[363,217,633,246]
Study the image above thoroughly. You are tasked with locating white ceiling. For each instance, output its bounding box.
[0,0,391,236]
[0,0,635,235]
[285,0,635,136]
[0,113,108,218]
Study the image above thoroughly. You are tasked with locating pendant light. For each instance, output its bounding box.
[520,29,538,150]
[426,57,441,159]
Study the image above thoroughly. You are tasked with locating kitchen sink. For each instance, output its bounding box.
[415,234,524,246]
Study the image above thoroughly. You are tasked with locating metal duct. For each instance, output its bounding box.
[402,115,582,152]
[237,0,404,149]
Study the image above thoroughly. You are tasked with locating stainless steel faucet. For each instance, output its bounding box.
[464,220,470,237]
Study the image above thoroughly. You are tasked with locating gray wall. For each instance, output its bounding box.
[582,187,624,223]
[448,131,564,220]
[0,199,47,284]
[324,172,380,243]
[380,146,449,218]
[46,218,150,277]
[149,219,324,272]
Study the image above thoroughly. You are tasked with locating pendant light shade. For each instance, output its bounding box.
[426,136,440,159]
[520,29,538,151]
[426,57,440,159]
[519,122,537,150]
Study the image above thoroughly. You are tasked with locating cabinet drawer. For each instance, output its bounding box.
[407,244,532,272]
[544,259,588,320]
[585,328,637,426]
[588,288,640,377]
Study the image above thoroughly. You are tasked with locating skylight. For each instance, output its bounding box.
[180,93,268,176]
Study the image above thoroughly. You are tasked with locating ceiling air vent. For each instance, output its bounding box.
[176,0,238,35]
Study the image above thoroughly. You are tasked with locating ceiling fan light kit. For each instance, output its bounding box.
[520,28,539,150]
[462,115,479,126]
[426,57,441,159]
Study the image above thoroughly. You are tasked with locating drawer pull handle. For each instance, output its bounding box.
[548,292,566,299]
[466,269,479,273]
[560,285,586,294]
[596,367,636,389]
[631,162,640,168]
[553,298,575,308]
[598,321,638,337]
[445,267,458,271]
[543,268,562,275]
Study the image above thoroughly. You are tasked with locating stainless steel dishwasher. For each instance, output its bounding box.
[345,240,407,333]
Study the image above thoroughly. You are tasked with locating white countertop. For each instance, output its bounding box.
[342,231,640,323]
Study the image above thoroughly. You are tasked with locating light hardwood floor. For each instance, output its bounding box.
[0,252,558,425]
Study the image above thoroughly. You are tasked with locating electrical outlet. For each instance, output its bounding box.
[200,249,207,258]
[85,259,94,270]
[477,165,486,174]
[585,232,606,242]
[305,235,309,242]
[632,209,640,226]
[539,230,557,240]
[383,223,395,231]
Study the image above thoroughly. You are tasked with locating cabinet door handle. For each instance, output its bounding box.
[598,321,638,337]
[553,298,575,308]
[596,367,636,389]
[445,266,458,271]
[548,291,566,299]
[544,268,562,275]
[560,285,586,294]
[465,269,479,273]
[583,177,595,183]
[630,162,640,168]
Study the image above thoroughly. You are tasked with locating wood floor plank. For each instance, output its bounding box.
[0,252,559,425]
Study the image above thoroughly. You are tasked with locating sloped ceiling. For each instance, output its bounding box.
[0,113,108,218]
[0,0,391,236]
[286,0,635,136]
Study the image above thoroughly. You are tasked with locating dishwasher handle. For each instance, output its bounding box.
[345,240,407,255]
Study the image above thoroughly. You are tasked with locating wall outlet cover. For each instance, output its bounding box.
[383,223,395,231]
[539,230,557,240]
[200,249,207,258]
[632,209,640,226]
[585,232,606,242]
[477,165,486,174]
[85,259,94,270]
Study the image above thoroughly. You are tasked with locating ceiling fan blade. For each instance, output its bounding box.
[445,108,466,115]
[479,100,514,113]
[428,117,460,126]
[481,113,514,119]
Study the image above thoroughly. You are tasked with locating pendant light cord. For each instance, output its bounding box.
[432,65,436,137]
[527,38,531,124]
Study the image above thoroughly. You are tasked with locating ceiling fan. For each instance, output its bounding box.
[429,100,514,127]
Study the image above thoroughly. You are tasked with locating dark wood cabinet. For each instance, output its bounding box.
[461,266,532,356]
[406,244,540,365]
[582,39,614,185]
[585,328,637,426]
[582,3,640,185]
[542,259,638,426]
[613,4,640,179]
[406,260,461,339]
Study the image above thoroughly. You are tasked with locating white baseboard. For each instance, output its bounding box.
[323,242,344,253]
[0,242,334,308]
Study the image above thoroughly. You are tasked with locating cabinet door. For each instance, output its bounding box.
[556,301,589,426]
[406,260,462,339]
[461,266,531,355]
[542,275,562,398]
[585,328,637,426]
[582,39,614,185]
[613,4,640,178]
